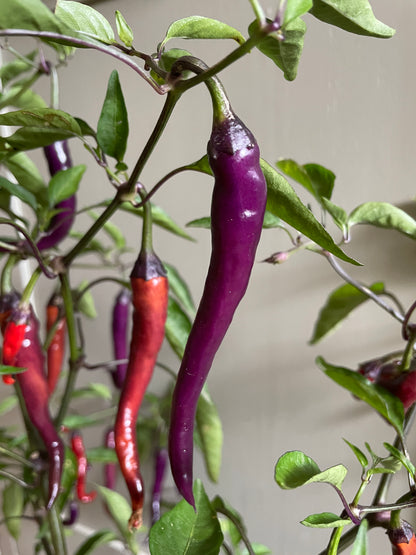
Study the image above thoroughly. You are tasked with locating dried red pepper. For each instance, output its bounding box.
[70,430,97,504]
[114,245,168,529]
[45,292,66,394]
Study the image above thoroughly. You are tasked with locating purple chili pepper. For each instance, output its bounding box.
[62,500,78,526]
[151,447,168,524]
[104,427,116,490]
[37,141,76,251]
[111,288,131,389]
[168,57,267,507]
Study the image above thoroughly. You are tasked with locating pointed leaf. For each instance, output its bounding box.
[249,18,306,81]
[310,282,384,344]
[283,0,313,26]
[348,202,416,239]
[0,108,81,134]
[48,165,85,207]
[55,0,115,44]
[74,530,119,555]
[277,158,335,200]
[383,442,415,476]
[0,0,72,34]
[322,197,348,232]
[87,211,126,249]
[165,297,191,359]
[164,263,195,316]
[161,16,245,49]
[196,388,223,482]
[343,439,368,469]
[2,481,24,539]
[149,480,223,555]
[75,281,97,319]
[275,450,320,489]
[0,365,26,375]
[351,518,369,554]
[310,0,395,38]
[4,127,76,151]
[115,10,133,47]
[317,357,405,435]
[301,512,351,528]
[96,71,128,162]
[261,159,357,264]
[4,151,46,198]
[0,176,37,212]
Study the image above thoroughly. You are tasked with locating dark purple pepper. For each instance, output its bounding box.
[111,288,131,389]
[151,447,168,524]
[62,500,78,526]
[168,60,267,507]
[13,309,65,509]
[104,427,117,490]
[37,141,76,251]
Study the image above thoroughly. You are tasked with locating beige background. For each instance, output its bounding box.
[2,0,416,553]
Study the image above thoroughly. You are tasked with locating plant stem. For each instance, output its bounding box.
[248,0,267,25]
[20,266,41,305]
[324,252,404,323]
[0,254,16,294]
[0,445,35,468]
[326,526,344,555]
[47,503,68,555]
[216,507,255,555]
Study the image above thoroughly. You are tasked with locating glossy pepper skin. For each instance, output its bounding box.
[168,65,267,507]
[115,251,168,529]
[6,308,64,509]
[70,430,97,504]
[111,288,131,389]
[37,140,76,251]
[388,521,416,554]
[151,447,168,524]
[1,299,26,385]
[46,292,66,394]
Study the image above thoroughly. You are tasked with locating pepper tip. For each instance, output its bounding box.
[128,508,143,530]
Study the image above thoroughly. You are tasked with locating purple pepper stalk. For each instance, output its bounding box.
[111,288,131,389]
[151,447,168,524]
[103,427,117,491]
[37,140,76,251]
[168,57,267,507]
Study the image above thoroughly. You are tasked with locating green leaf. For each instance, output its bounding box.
[283,0,313,26]
[87,211,126,250]
[0,108,81,134]
[0,365,27,375]
[196,388,223,482]
[212,495,245,546]
[351,518,369,554]
[241,545,272,555]
[5,87,47,110]
[160,16,245,50]
[62,410,116,429]
[48,165,85,208]
[4,128,76,151]
[317,357,405,435]
[72,382,112,401]
[277,159,335,201]
[261,159,357,264]
[0,176,37,211]
[249,18,306,81]
[149,480,223,555]
[343,439,368,469]
[0,0,72,34]
[310,282,384,344]
[115,10,133,47]
[97,486,139,554]
[96,71,129,162]
[187,210,284,230]
[310,0,395,38]
[348,202,416,239]
[165,297,191,359]
[75,281,97,319]
[55,0,115,44]
[85,447,117,464]
[4,151,46,198]
[322,197,348,232]
[0,395,17,416]
[0,51,37,85]
[383,442,416,476]
[164,263,195,316]
[275,451,320,489]
[57,448,77,512]
[2,481,24,539]
[301,512,351,528]
[74,530,119,555]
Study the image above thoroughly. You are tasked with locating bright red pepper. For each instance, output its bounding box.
[70,430,97,504]
[2,307,28,385]
[114,250,168,529]
[46,292,66,394]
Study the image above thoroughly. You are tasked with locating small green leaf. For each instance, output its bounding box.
[72,383,112,401]
[351,518,369,554]
[115,10,133,47]
[48,165,85,207]
[310,282,384,344]
[164,263,195,316]
[96,71,129,162]
[87,211,126,250]
[348,202,416,239]
[277,158,335,201]
[55,0,115,44]
[4,151,46,199]
[0,51,37,85]
[322,197,348,232]
[301,512,351,528]
[74,530,119,555]
[0,108,81,134]
[165,297,191,359]
[283,0,313,26]
[275,451,320,489]
[0,365,26,375]
[0,176,38,213]
[149,480,223,555]
[2,481,24,539]
[75,281,97,319]
[383,442,416,476]
[196,388,223,483]
[63,408,116,429]
[249,18,306,81]
[261,159,357,264]
[160,16,245,50]
[317,357,405,435]
[86,447,117,464]
[0,395,17,416]
[5,87,47,110]
[310,0,395,38]
[343,439,368,469]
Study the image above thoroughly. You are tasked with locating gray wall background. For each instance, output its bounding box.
[3,0,416,553]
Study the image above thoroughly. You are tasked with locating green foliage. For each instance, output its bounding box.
[196,388,223,483]
[301,512,351,528]
[351,519,369,554]
[55,0,115,44]
[2,481,24,540]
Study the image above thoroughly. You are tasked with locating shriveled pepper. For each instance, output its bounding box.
[70,430,97,504]
[46,292,66,394]
[114,203,168,529]
[111,288,131,389]
[4,306,64,509]
[168,57,267,507]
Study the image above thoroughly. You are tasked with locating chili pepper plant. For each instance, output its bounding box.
[0,0,414,553]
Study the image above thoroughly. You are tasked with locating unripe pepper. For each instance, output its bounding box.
[4,306,64,509]
[70,430,97,504]
[168,57,267,507]
[114,248,168,529]
[111,288,131,389]
[37,140,76,251]
[46,292,66,394]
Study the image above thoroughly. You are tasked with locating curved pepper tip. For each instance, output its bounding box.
[128,508,143,530]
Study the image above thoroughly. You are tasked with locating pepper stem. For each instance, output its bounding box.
[0,254,17,294]
[20,266,42,306]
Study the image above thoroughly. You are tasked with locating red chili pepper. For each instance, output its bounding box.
[70,430,97,504]
[2,306,28,385]
[115,249,168,529]
[46,292,66,394]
